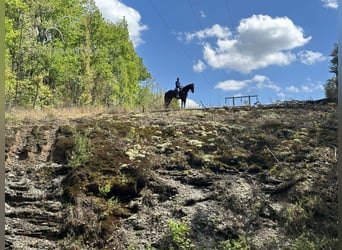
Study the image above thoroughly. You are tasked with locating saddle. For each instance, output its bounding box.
[175,87,183,99]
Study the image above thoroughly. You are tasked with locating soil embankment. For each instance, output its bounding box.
[5,105,338,249]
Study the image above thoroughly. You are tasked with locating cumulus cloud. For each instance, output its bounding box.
[193,60,206,72]
[216,74,324,102]
[184,24,232,43]
[182,15,311,73]
[215,74,283,96]
[286,82,324,95]
[301,83,324,93]
[94,0,148,47]
[215,79,250,91]
[184,99,202,109]
[286,86,300,93]
[321,0,338,8]
[297,50,327,65]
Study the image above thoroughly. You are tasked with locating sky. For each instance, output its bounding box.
[93,0,338,108]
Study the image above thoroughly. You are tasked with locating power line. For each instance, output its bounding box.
[149,0,232,106]
[224,0,249,75]
[186,0,220,87]
[185,0,228,105]
[149,0,216,95]
[149,0,195,67]
[186,0,229,75]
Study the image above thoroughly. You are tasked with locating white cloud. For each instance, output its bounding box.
[193,60,206,72]
[286,82,324,95]
[184,24,232,43]
[200,10,207,18]
[252,74,268,83]
[301,83,324,93]
[286,86,300,93]
[183,99,202,109]
[183,15,311,73]
[321,0,338,9]
[215,79,250,91]
[215,74,283,96]
[297,50,327,65]
[253,74,282,92]
[94,0,148,47]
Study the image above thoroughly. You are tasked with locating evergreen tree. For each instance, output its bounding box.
[324,43,338,102]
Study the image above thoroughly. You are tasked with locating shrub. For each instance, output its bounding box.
[167,220,194,250]
[217,236,251,250]
[68,129,91,167]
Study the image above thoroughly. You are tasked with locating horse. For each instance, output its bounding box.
[164,83,194,109]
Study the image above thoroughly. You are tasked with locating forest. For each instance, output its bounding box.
[5,0,161,109]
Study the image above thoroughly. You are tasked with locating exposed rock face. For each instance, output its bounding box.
[5,106,338,249]
[5,121,66,249]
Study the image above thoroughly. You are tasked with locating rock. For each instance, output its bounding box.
[5,122,66,249]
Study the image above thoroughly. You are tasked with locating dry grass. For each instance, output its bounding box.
[5,106,109,122]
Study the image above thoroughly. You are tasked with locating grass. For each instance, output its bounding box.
[5,106,106,122]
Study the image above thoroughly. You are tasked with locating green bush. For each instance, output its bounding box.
[217,236,251,250]
[68,129,91,167]
[167,220,194,250]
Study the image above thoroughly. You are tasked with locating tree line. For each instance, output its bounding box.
[5,0,163,109]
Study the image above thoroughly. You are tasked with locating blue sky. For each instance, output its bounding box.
[94,0,338,108]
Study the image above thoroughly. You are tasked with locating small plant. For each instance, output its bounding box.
[99,183,111,198]
[290,233,316,250]
[167,219,194,250]
[217,236,251,250]
[284,203,311,235]
[68,129,91,167]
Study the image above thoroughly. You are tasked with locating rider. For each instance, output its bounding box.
[175,77,182,98]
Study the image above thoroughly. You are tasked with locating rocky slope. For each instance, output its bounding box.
[5,104,338,249]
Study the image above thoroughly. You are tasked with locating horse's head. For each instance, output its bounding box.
[190,83,194,93]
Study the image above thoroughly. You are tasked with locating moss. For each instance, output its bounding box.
[216,147,250,170]
[187,139,203,148]
[126,144,146,161]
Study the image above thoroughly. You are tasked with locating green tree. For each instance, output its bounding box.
[325,43,338,102]
[5,0,152,108]
[5,0,30,107]
[136,78,164,110]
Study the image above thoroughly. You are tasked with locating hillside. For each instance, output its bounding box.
[5,104,338,249]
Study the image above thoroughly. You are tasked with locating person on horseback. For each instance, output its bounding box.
[175,77,182,99]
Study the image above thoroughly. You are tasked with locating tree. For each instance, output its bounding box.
[5,0,152,108]
[325,43,338,102]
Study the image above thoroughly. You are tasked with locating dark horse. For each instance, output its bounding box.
[164,83,195,109]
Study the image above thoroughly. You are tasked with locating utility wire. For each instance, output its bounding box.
[150,0,217,107]
[149,0,195,69]
[186,0,227,74]
[184,0,218,89]
[186,0,227,106]
[224,0,249,75]
[150,0,230,106]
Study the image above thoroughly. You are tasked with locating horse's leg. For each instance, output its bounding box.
[165,96,174,109]
[164,94,170,109]
[165,99,170,109]
[181,98,185,109]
